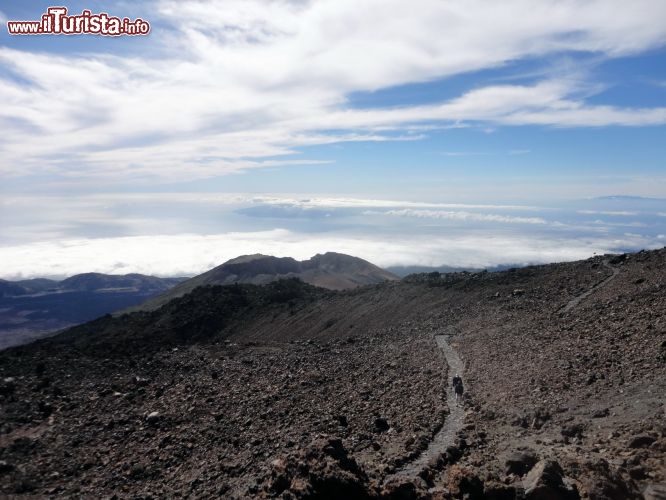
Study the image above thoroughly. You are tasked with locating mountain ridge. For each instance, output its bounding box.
[129,251,398,312]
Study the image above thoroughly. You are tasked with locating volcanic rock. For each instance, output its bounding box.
[523,460,579,499]
[627,435,657,449]
[505,450,538,476]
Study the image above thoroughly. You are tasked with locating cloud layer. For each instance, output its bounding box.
[1,193,664,279]
[377,209,548,225]
[0,229,661,280]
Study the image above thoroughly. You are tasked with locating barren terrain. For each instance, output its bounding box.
[0,249,664,498]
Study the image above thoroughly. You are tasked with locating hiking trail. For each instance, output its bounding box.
[560,260,619,313]
[390,334,465,478]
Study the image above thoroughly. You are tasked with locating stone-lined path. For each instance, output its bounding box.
[391,334,465,477]
[561,260,619,313]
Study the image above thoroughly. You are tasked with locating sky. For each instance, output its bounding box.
[0,0,665,279]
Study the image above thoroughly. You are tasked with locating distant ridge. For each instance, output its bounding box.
[130,252,398,312]
[58,273,184,293]
[0,273,183,298]
[0,273,186,349]
[387,263,521,278]
[387,264,480,277]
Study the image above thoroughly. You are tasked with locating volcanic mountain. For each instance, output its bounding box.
[130,252,398,312]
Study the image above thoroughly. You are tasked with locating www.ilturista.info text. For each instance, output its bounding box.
[7,7,150,36]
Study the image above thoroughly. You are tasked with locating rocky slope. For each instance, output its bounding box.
[0,249,664,498]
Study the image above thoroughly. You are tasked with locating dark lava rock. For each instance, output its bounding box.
[505,450,539,476]
[0,460,15,473]
[643,483,666,500]
[32,377,50,391]
[444,444,463,464]
[523,460,579,500]
[444,465,484,499]
[628,466,648,480]
[37,400,53,417]
[459,474,485,499]
[132,376,151,387]
[145,411,161,426]
[381,476,428,499]
[426,452,446,471]
[9,437,40,456]
[592,408,610,418]
[484,482,519,500]
[627,434,657,449]
[513,408,550,430]
[561,423,586,439]
[374,417,390,433]
[578,459,642,500]
[266,436,372,499]
[0,377,16,396]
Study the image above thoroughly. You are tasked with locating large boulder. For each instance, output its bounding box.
[484,482,519,500]
[505,450,538,476]
[627,434,657,449]
[523,460,579,500]
[577,459,642,500]
[443,465,484,499]
[380,476,429,500]
[265,436,372,499]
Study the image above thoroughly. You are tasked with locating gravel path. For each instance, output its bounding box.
[560,260,619,313]
[391,334,466,477]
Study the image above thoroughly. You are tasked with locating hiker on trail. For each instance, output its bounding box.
[452,374,464,403]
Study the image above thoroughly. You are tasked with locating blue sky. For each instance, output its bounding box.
[0,0,665,278]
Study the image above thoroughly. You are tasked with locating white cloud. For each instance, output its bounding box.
[577,210,639,216]
[1,192,544,211]
[298,80,666,131]
[0,229,660,280]
[591,219,647,228]
[252,196,544,211]
[373,209,548,225]
[1,0,666,181]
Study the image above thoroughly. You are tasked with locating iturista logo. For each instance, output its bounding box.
[7,6,151,36]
